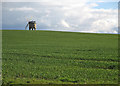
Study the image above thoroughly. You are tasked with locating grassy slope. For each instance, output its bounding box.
[2,30,118,84]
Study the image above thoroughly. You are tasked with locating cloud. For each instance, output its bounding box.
[2,1,118,33]
[89,3,99,7]
[9,7,38,12]
[2,0,119,2]
[89,9,118,33]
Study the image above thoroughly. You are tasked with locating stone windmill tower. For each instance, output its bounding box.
[25,20,36,30]
[25,16,36,30]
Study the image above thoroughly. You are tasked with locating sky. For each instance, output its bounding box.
[1,0,119,33]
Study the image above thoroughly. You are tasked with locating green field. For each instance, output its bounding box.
[2,30,118,84]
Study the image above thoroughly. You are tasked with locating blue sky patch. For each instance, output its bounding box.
[93,2,118,9]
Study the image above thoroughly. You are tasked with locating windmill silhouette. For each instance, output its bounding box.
[25,16,36,30]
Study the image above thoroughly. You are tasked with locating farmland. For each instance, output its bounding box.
[2,30,118,84]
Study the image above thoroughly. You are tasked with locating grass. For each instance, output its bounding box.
[2,30,118,84]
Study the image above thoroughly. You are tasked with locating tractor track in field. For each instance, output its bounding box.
[3,52,118,63]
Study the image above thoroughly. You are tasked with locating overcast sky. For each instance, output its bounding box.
[2,0,119,33]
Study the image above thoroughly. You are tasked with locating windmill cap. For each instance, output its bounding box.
[29,21,36,23]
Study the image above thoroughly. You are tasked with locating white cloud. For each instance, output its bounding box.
[9,7,38,12]
[89,3,99,7]
[89,9,118,33]
[2,0,119,2]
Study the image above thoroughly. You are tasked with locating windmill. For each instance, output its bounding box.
[25,16,36,30]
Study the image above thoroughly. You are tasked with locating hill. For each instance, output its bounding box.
[2,30,118,84]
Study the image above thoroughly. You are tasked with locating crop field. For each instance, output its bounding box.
[2,30,118,84]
